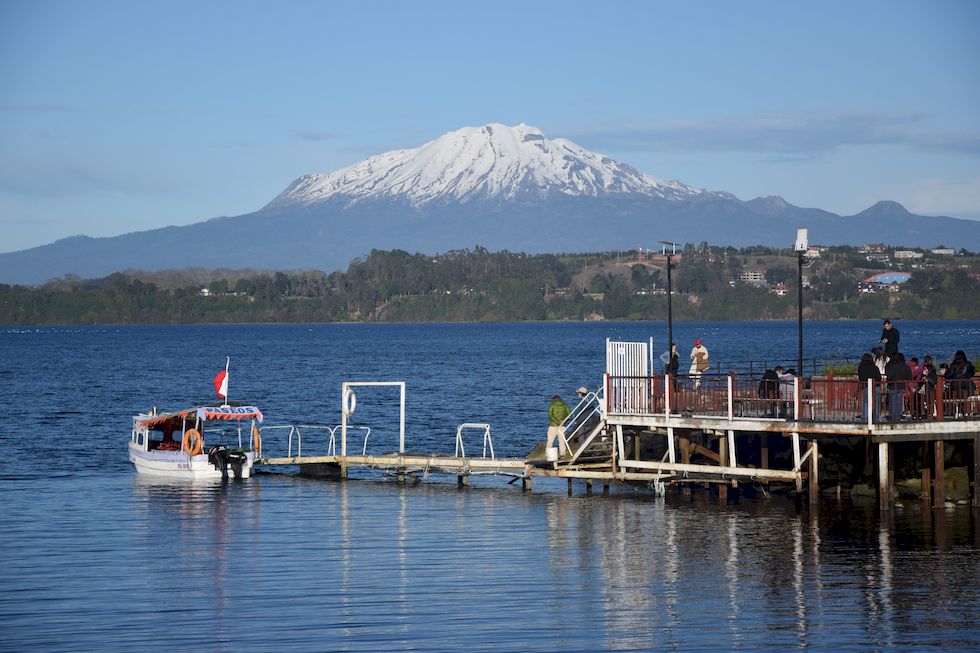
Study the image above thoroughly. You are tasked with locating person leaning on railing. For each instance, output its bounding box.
[858,353,881,422]
[884,353,913,421]
[945,351,977,417]
[918,356,939,418]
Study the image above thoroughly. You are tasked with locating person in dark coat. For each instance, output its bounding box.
[879,320,900,358]
[884,352,912,421]
[758,368,780,417]
[666,342,680,403]
[857,353,881,422]
[666,342,680,379]
[918,355,939,418]
[945,350,977,416]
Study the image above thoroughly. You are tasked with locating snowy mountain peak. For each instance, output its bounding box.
[266,123,718,209]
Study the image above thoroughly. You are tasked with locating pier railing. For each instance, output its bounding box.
[606,373,980,425]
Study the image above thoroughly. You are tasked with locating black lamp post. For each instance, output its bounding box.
[794,229,808,376]
[660,241,678,359]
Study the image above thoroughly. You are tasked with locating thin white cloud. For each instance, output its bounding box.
[891,177,980,219]
[567,112,980,157]
[290,129,336,142]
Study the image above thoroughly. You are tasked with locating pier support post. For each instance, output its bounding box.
[679,434,691,497]
[567,478,573,496]
[340,460,348,479]
[921,442,932,505]
[808,439,819,505]
[974,435,980,508]
[585,478,593,494]
[603,479,610,495]
[667,427,676,463]
[522,476,532,492]
[719,433,728,502]
[458,475,468,487]
[792,432,802,493]
[727,429,738,489]
[878,442,891,509]
[933,440,945,509]
[760,434,769,485]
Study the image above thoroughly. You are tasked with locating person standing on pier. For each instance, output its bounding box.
[689,339,709,388]
[547,394,571,456]
[884,352,912,421]
[667,343,680,388]
[879,320,900,358]
[858,353,881,422]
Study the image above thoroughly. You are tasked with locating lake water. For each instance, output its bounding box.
[1,320,979,651]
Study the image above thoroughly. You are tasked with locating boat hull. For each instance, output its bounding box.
[128,442,254,479]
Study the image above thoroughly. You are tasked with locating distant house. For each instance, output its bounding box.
[894,250,923,260]
[931,248,956,256]
[858,272,911,293]
[804,245,825,259]
[739,270,767,286]
[865,253,891,264]
[860,243,888,254]
[770,283,790,296]
[200,288,212,297]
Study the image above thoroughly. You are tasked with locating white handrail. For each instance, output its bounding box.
[560,390,603,455]
[455,423,494,459]
[258,424,341,458]
[357,426,372,455]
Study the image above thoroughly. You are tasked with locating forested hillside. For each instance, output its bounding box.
[1,245,977,324]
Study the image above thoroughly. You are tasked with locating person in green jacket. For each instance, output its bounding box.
[547,394,571,455]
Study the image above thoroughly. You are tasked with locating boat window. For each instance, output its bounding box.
[137,432,144,446]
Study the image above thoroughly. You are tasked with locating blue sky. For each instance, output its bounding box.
[1,0,978,253]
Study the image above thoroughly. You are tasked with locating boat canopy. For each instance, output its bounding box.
[138,403,263,428]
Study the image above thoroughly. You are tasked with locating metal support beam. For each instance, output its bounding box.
[934,440,945,509]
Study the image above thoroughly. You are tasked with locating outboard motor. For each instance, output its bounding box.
[208,445,231,480]
[227,451,247,479]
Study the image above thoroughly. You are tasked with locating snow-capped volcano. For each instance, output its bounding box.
[267,123,718,208]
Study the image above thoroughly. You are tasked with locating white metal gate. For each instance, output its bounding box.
[606,339,652,414]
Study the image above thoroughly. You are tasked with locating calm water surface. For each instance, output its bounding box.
[1,321,979,651]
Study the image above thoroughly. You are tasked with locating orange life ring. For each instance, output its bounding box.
[182,428,203,456]
[252,424,261,454]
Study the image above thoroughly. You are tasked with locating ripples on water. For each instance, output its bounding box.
[1,321,978,651]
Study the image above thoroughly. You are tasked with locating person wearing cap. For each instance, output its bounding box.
[576,386,589,400]
[689,338,710,388]
[546,394,571,456]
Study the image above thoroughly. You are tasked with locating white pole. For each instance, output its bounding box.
[727,374,734,421]
[399,382,406,454]
[794,377,800,421]
[224,356,230,406]
[341,382,348,457]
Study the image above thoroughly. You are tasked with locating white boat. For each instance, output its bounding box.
[129,402,263,479]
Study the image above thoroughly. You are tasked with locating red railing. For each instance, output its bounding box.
[605,374,980,425]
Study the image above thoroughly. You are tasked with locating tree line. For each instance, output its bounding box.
[1,246,977,324]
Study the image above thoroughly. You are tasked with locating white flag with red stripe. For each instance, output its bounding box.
[213,369,228,398]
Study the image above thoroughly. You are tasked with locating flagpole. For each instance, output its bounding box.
[224,356,230,406]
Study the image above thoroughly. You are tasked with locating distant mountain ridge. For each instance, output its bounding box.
[2,123,979,285]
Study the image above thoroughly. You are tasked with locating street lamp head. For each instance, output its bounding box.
[794,228,809,252]
[659,240,679,255]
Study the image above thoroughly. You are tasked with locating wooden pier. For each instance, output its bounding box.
[257,343,980,510]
